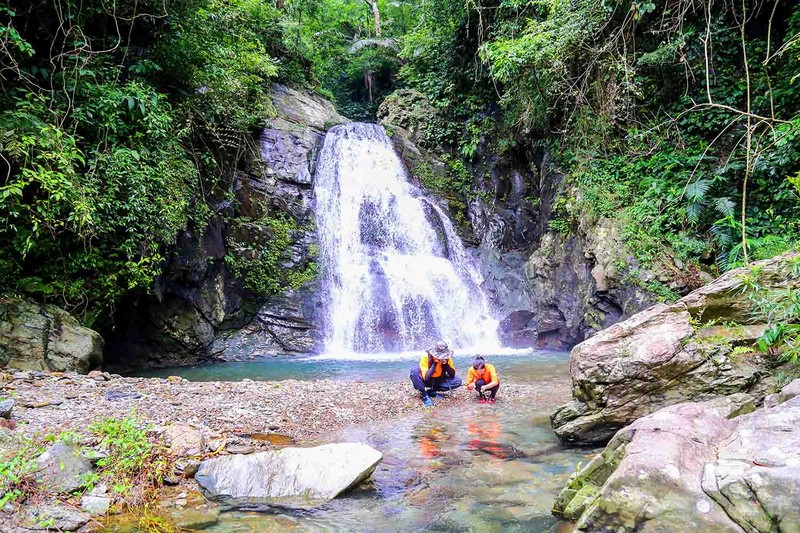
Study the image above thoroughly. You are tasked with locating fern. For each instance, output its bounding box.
[685,179,711,202]
[348,38,399,54]
[714,197,735,217]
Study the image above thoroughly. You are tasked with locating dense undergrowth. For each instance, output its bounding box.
[0,0,315,324]
[392,0,800,277]
[1,0,799,336]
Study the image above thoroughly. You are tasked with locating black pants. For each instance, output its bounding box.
[476,379,499,399]
[410,368,463,395]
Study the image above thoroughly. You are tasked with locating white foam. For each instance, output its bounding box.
[313,123,501,353]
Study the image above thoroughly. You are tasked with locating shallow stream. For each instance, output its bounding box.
[133,351,593,532]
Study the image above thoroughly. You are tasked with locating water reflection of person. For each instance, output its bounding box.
[466,421,521,460]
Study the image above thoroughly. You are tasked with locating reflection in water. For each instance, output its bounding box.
[207,395,595,533]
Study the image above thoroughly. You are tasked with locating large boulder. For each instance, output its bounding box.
[195,443,382,509]
[554,380,800,532]
[0,296,102,372]
[551,253,798,445]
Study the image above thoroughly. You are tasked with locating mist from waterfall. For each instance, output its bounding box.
[313,122,500,353]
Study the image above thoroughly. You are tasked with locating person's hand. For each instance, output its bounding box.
[466,383,474,391]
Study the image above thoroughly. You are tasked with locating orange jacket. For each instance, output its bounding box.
[466,363,499,386]
[419,354,455,379]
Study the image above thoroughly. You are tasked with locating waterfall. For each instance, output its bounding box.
[313,122,500,353]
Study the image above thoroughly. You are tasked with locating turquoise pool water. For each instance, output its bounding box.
[136,349,569,383]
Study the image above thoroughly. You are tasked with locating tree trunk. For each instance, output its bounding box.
[364,0,381,36]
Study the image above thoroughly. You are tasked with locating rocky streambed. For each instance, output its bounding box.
[0,367,574,531]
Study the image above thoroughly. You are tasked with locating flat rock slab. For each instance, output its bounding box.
[23,502,90,531]
[196,442,382,509]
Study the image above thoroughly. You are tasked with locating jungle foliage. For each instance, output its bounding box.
[0,0,311,324]
[2,0,799,333]
[393,0,800,276]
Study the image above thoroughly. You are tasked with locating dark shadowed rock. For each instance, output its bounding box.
[195,443,382,509]
[102,84,342,369]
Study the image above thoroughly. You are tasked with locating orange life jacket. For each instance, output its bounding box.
[466,363,499,386]
[419,353,455,378]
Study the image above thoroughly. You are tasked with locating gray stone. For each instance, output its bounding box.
[174,458,201,478]
[24,502,91,531]
[0,428,24,467]
[551,253,798,445]
[34,443,93,494]
[556,394,800,532]
[0,296,103,373]
[195,442,382,509]
[104,390,142,402]
[0,399,13,419]
[269,84,345,132]
[80,495,110,516]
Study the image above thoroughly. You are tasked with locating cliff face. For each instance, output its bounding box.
[377,90,674,350]
[101,84,682,370]
[102,85,345,370]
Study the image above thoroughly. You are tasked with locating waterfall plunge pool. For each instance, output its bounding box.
[124,351,594,532]
[136,349,569,383]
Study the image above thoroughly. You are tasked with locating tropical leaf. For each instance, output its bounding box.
[713,197,735,217]
[685,179,711,202]
[686,202,703,224]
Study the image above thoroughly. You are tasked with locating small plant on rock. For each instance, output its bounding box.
[88,414,170,507]
[0,438,42,507]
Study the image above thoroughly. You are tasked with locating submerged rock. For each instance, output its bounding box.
[554,379,800,532]
[195,442,383,509]
[552,253,798,445]
[0,296,103,373]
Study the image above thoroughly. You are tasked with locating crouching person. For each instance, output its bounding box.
[466,356,499,403]
[410,340,463,406]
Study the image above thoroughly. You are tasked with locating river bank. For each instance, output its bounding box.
[3,369,570,443]
[0,365,576,532]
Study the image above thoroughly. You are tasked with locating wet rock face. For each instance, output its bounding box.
[195,443,383,509]
[0,296,103,373]
[551,253,798,445]
[103,85,345,370]
[554,381,800,532]
[379,89,660,350]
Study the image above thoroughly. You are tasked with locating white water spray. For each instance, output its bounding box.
[313,122,500,353]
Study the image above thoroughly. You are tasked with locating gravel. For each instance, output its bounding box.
[0,370,570,444]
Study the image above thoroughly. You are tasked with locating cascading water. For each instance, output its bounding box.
[314,122,500,353]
